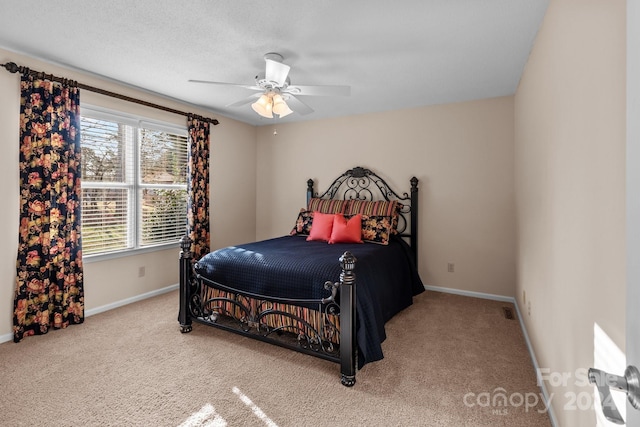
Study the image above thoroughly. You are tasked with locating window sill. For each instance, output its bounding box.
[83,242,180,264]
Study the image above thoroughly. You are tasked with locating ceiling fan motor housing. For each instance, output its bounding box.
[254,73,290,91]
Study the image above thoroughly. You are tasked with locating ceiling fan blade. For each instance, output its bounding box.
[226,93,262,108]
[285,84,351,97]
[285,94,314,116]
[265,59,290,87]
[188,80,261,90]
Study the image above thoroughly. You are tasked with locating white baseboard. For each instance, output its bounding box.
[424,284,558,427]
[0,283,179,345]
[512,296,559,427]
[423,284,514,302]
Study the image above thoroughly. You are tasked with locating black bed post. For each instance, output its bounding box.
[178,235,193,333]
[339,251,357,387]
[410,176,419,268]
[306,178,314,206]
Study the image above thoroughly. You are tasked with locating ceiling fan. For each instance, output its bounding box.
[189,53,350,119]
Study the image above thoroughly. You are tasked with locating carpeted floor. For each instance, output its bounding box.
[0,290,551,426]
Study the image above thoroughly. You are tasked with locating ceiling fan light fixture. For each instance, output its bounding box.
[251,94,273,118]
[190,52,350,120]
[272,94,293,117]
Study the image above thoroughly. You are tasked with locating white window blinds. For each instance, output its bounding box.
[80,108,188,256]
[138,127,188,247]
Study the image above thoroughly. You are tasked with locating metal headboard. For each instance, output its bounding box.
[306,166,419,265]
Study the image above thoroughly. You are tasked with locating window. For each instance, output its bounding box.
[80,107,188,257]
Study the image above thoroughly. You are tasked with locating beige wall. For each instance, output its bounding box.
[0,48,257,340]
[514,0,626,425]
[255,97,517,297]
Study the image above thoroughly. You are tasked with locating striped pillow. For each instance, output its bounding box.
[344,200,402,234]
[307,198,348,214]
[345,199,398,217]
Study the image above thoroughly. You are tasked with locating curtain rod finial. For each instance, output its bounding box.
[2,62,19,74]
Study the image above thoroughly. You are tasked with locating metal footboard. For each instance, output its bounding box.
[178,235,358,386]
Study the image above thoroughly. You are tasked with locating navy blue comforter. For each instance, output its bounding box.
[194,235,424,367]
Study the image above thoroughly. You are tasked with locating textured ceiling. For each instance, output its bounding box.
[0,0,548,126]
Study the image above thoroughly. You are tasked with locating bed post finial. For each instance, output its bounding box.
[307,178,314,206]
[410,176,418,191]
[339,251,356,282]
[180,235,192,260]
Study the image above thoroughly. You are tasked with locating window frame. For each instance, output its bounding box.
[80,105,189,262]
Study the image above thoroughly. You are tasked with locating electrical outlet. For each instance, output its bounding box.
[447,263,454,273]
[522,289,526,304]
[138,266,146,278]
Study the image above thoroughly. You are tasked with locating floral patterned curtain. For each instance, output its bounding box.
[186,116,210,260]
[14,74,84,343]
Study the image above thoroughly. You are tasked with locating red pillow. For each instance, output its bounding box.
[306,212,335,242]
[329,214,363,244]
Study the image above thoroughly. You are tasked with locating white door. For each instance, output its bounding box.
[591,2,640,425]
[626,1,640,425]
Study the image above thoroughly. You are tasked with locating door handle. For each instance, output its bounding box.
[588,365,640,424]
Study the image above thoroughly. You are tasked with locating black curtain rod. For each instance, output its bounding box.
[1,61,219,126]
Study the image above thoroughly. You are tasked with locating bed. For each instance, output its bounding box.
[178,166,423,386]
